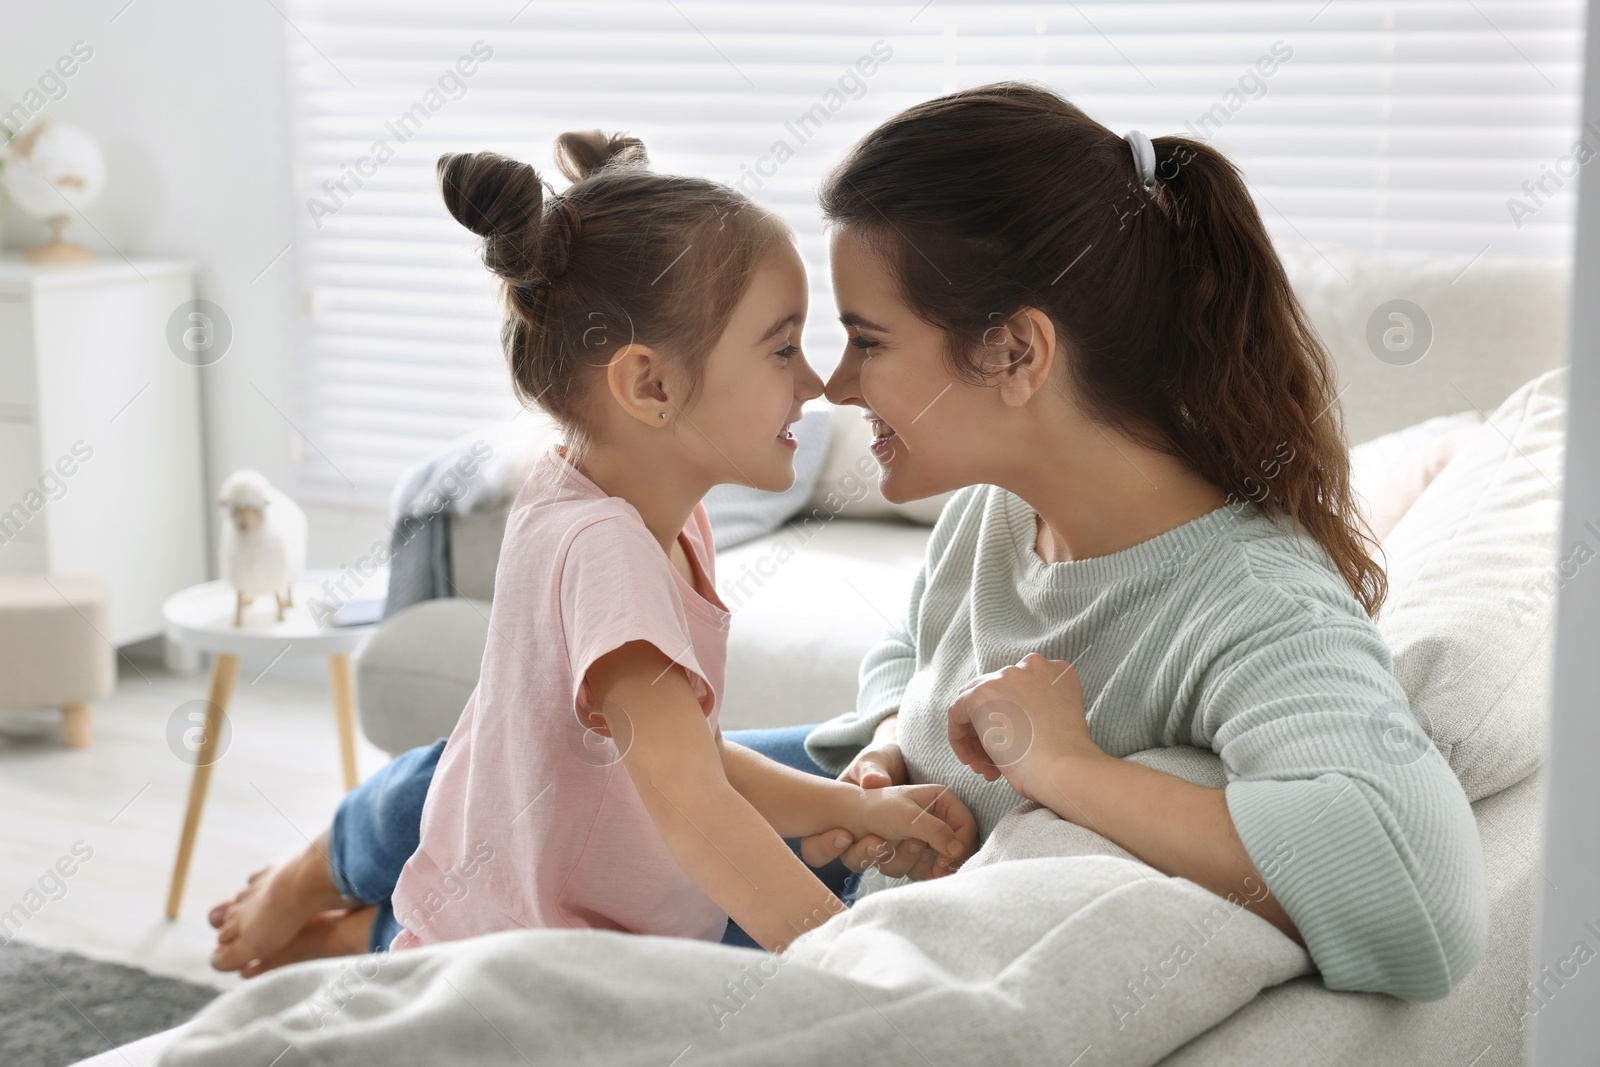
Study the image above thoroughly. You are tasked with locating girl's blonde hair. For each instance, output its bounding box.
[438,131,792,465]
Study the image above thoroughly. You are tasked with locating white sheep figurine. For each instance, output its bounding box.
[218,469,308,626]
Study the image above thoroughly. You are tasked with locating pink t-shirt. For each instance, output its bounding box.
[388,442,733,950]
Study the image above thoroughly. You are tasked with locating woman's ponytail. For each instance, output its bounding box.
[1146,135,1385,614]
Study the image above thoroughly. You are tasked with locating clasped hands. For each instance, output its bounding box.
[801,653,1101,881]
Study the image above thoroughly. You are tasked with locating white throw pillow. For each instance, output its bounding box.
[1376,366,1567,803]
[1348,410,1483,543]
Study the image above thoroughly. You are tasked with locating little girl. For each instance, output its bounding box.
[383,131,975,955]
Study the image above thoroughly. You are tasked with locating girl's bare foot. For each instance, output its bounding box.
[208,865,269,930]
[238,906,378,979]
[210,829,351,972]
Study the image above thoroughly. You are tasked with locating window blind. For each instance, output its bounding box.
[283,0,1588,509]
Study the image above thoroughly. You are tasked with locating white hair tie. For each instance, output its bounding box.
[1124,129,1156,190]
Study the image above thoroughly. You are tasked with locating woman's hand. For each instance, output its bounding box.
[946,653,1106,804]
[845,730,908,791]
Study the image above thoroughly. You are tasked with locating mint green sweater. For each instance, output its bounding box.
[804,485,1488,1001]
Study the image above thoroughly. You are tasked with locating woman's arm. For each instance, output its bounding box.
[946,653,1302,942]
[1029,752,1303,944]
[866,710,899,747]
[948,613,1489,1001]
[802,632,917,776]
[802,487,979,778]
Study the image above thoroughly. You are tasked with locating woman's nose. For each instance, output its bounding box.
[824,348,863,408]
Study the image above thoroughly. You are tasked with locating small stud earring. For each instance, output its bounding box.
[658,411,667,419]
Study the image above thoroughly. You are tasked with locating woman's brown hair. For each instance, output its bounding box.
[819,82,1386,618]
[438,131,791,465]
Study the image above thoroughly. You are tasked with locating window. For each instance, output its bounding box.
[284,0,1588,508]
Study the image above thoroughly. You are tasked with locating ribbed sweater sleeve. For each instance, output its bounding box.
[1202,581,1489,1000]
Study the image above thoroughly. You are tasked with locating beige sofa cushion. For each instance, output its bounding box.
[716,517,930,730]
[353,597,491,754]
[1376,366,1566,802]
[1274,247,1570,446]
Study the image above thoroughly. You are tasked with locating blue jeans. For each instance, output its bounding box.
[327,723,859,953]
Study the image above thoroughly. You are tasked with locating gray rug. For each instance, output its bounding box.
[0,941,218,1067]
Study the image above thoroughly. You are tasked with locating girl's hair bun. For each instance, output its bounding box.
[436,150,545,281]
[437,151,540,240]
[554,130,649,182]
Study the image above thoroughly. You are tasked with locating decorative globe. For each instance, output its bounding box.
[3,120,105,263]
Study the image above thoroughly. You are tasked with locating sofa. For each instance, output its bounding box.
[78,246,1571,1065]
[355,244,1571,750]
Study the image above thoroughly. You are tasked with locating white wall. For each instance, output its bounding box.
[1533,0,1600,1060]
[1,0,387,594]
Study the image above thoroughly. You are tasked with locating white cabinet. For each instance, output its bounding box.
[0,257,208,646]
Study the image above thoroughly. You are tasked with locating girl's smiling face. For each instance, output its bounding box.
[823,228,1008,504]
[679,241,824,493]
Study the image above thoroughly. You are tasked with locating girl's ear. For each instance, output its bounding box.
[605,342,675,426]
[988,307,1059,408]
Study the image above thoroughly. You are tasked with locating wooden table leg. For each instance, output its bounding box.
[61,703,93,748]
[328,653,359,792]
[166,652,239,920]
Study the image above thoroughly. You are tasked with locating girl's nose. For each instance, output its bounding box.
[796,356,826,404]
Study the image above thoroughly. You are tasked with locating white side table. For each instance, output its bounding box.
[161,569,381,919]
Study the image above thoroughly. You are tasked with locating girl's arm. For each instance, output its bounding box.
[585,641,969,951]
[586,640,843,951]
[725,717,954,881]
[717,721,973,873]
[716,733,866,839]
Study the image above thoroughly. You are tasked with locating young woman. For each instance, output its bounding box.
[791,86,1487,1003]
[213,83,1487,1001]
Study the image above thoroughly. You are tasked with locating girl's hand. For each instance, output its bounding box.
[847,783,977,880]
[945,653,1105,804]
[798,728,907,871]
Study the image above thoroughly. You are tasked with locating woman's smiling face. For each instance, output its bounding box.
[823,227,1009,504]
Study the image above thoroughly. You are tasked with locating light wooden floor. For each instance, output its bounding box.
[0,651,392,991]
